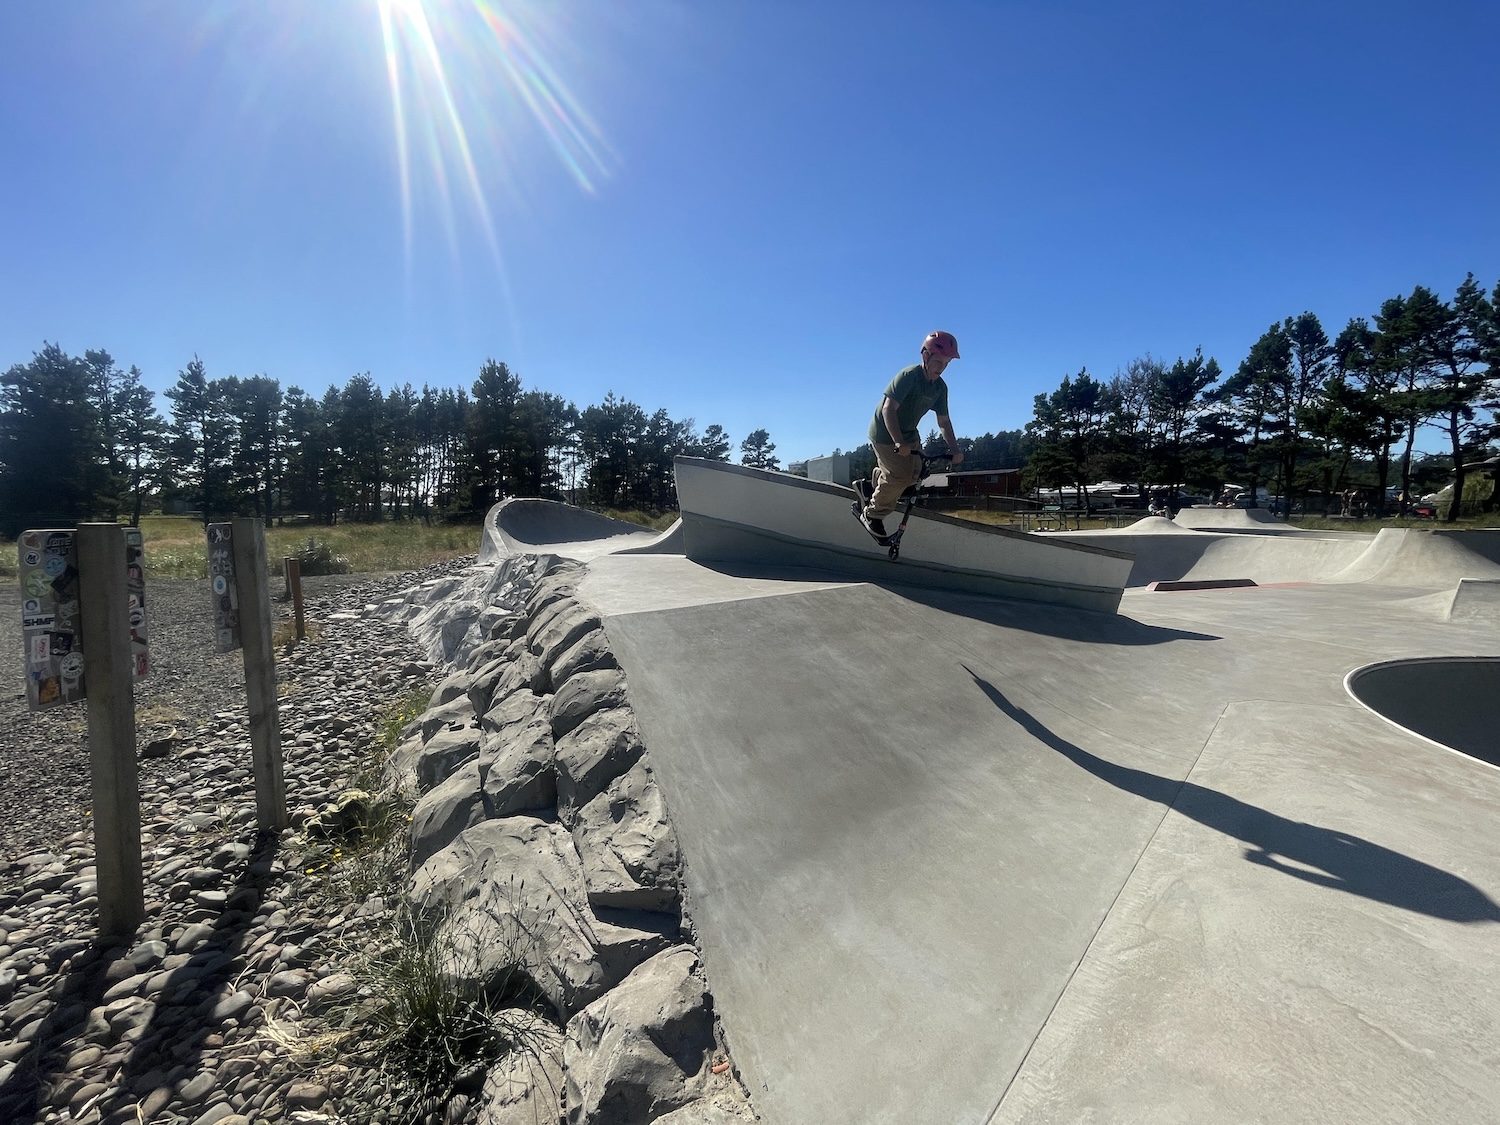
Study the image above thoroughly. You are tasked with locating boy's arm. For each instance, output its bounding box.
[937,415,964,464]
[882,397,908,453]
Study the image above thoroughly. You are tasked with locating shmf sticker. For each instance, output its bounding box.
[125,526,149,680]
[18,528,84,711]
[207,523,241,653]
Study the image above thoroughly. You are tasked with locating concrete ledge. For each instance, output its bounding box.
[1147,578,1258,592]
[674,457,1131,614]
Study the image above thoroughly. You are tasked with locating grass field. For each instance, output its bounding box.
[0,516,485,580]
[143,516,484,579]
[7,502,1493,582]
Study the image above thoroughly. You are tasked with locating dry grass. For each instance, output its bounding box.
[136,515,482,579]
[599,508,679,532]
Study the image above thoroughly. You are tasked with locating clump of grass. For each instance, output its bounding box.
[339,902,557,1115]
[297,687,432,895]
[301,791,412,901]
[293,537,352,576]
[273,617,325,649]
[360,685,434,789]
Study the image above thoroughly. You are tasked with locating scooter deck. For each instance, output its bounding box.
[852,498,906,561]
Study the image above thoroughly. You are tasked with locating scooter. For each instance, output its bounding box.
[850,452,954,562]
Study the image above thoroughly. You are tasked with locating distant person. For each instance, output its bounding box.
[855,331,966,537]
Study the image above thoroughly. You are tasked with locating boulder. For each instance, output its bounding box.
[479,716,557,820]
[563,947,714,1124]
[410,819,607,1017]
[484,690,553,741]
[463,637,515,673]
[589,907,678,986]
[467,657,513,718]
[415,575,469,604]
[488,612,527,642]
[555,708,644,814]
[524,570,583,618]
[420,696,477,743]
[484,653,545,720]
[550,669,628,740]
[550,628,618,690]
[478,1013,565,1125]
[409,759,488,869]
[414,724,482,794]
[430,670,471,708]
[527,600,601,668]
[411,597,484,663]
[475,607,515,647]
[568,760,681,913]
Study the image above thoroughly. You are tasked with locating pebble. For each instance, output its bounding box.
[0,560,552,1125]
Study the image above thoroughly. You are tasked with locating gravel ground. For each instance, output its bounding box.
[0,572,395,864]
[0,560,481,1124]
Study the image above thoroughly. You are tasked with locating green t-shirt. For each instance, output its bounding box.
[868,363,950,446]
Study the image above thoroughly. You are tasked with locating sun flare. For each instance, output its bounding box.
[374,0,616,276]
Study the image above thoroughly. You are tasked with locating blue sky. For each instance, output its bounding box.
[2,0,1497,462]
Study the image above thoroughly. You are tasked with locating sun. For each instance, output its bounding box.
[374,0,617,276]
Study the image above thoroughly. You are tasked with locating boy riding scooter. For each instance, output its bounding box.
[855,330,966,539]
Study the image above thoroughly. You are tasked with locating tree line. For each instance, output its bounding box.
[1024,274,1500,519]
[0,347,783,537]
[4,271,1494,538]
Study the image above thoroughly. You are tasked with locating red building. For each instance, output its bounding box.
[929,467,1023,498]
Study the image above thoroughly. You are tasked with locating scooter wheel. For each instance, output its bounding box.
[887,545,900,562]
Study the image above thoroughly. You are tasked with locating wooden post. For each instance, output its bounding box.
[232,518,288,832]
[286,556,305,642]
[77,523,144,939]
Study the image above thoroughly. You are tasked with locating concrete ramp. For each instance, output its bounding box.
[673,457,1132,613]
[1173,507,1297,533]
[615,518,684,554]
[1058,527,1370,587]
[1061,526,1500,590]
[486,498,666,561]
[1330,528,1500,586]
[1448,578,1500,621]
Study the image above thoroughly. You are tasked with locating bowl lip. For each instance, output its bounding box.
[1343,654,1500,774]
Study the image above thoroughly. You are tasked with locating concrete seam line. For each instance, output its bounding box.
[980,701,1233,1125]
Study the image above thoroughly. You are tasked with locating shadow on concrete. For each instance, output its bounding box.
[965,668,1500,925]
[688,556,1220,646]
[902,585,1220,646]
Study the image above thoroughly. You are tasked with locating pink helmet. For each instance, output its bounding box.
[922,330,960,359]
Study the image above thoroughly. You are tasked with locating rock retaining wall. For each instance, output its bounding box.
[377,554,756,1125]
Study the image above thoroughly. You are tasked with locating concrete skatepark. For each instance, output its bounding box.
[488,472,1500,1125]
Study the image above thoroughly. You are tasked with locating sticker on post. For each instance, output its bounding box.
[207,523,242,652]
[18,529,83,710]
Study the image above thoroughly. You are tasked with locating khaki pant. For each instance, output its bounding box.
[867,443,923,518]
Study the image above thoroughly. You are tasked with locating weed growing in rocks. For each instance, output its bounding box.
[272,616,324,649]
[294,538,353,576]
[334,900,558,1117]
